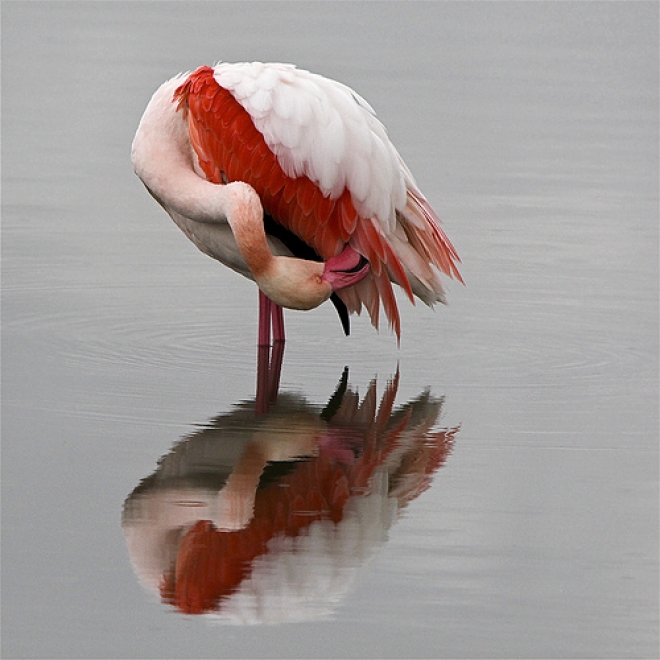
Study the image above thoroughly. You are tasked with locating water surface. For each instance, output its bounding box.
[2,2,657,658]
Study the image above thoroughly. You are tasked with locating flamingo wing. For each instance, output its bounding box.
[174,63,461,339]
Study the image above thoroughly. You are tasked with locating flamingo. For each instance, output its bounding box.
[132,62,462,346]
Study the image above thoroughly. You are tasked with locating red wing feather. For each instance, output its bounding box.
[174,67,350,261]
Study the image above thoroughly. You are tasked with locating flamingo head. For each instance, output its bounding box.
[321,245,370,292]
[257,246,369,312]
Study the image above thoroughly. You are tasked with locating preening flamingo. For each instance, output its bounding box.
[132,62,462,345]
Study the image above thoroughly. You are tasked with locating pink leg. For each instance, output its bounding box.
[258,291,285,346]
[256,290,285,414]
[258,290,271,347]
[272,303,285,343]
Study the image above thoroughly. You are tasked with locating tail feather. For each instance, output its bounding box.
[340,181,460,336]
[372,269,401,339]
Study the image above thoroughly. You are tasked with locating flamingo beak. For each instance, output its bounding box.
[322,245,370,291]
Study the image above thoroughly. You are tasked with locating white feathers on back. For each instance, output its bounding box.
[213,62,406,233]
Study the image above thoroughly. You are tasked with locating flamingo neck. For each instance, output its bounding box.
[220,186,273,278]
[131,77,273,277]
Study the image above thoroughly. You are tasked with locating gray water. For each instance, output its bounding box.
[2,2,658,658]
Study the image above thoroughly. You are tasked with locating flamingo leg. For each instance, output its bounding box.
[258,290,271,347]
[272,302,285,343]
[258,290,286,346]
[256,291,285,414]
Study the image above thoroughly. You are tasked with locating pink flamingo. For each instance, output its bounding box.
[132,62,462,346]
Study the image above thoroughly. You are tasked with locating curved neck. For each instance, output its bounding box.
[220,184,272,278]
[131,77,273,277]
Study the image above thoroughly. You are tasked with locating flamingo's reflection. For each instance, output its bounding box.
[122,368,458,623]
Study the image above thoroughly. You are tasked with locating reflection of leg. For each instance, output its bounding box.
[268,340,285,405]
[255,344,271,415]
[256,341,284,415]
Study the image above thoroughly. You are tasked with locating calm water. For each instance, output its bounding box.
[2,2,658,658]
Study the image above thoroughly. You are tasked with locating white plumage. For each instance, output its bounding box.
[213,62,406,233]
